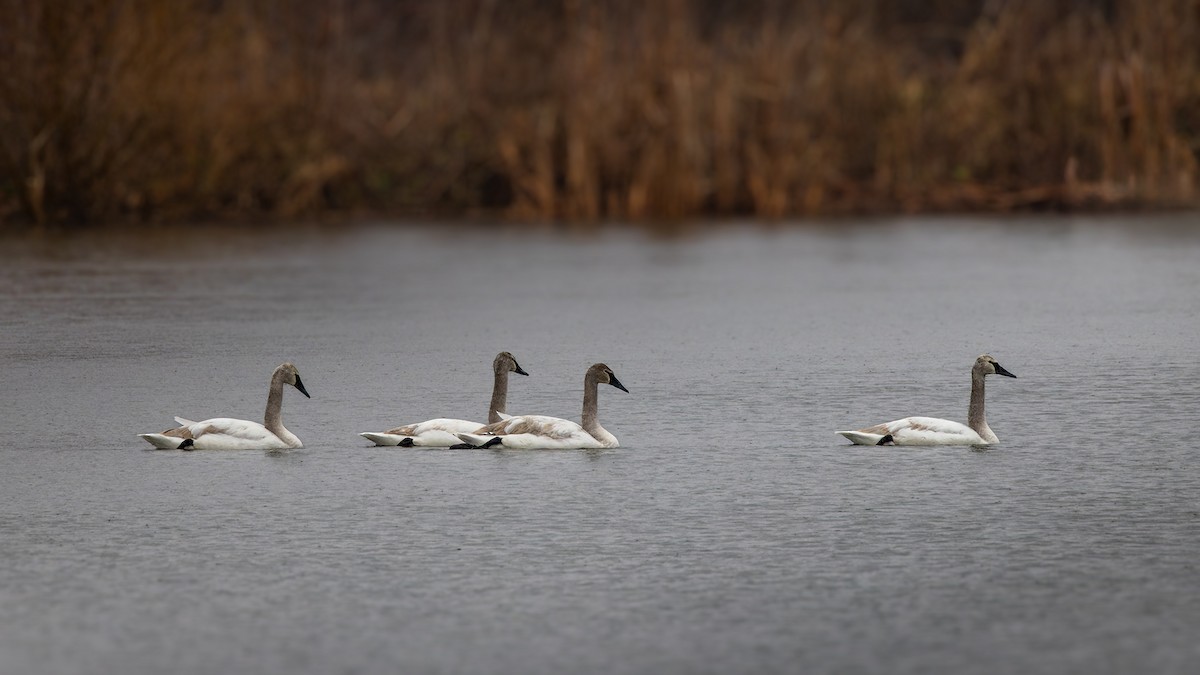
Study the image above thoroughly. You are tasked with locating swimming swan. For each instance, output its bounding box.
[139,362,311,450]
[837,354,1016,446]
[454,363,628,449]
[359,351,528,447]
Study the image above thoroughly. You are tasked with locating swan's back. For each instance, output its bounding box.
[198,417,298,449]
[360,418,485,447]
[839,416,986,446]
[464,414,614,449]
[477,415,583,439]
[386,418,485,436]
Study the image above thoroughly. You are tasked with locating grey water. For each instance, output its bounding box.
[1,216,1199,675]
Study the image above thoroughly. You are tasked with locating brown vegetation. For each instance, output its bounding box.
[1,0,1198,227]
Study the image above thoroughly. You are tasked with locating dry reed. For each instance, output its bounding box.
[1,0,1197,227]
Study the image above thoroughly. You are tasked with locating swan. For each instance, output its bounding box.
[837,354,1017,446]
[359,351,528,447]
[454,363,628,449]
[139,362,311,450]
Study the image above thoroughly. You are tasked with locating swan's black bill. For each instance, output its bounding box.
[179,439,195,450]
[608,374,629,393]
[876,434,894,446]
[514,362,529,376]
[480,436,503,449]
[993,363,1016,378]
[293,375,312,398]
[398,437,414,447]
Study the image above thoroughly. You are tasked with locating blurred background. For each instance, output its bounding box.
[4,4,1200,675]
[2,0,1198,227]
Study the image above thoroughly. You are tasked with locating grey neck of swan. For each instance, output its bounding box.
[967,370,988,436]
[581,372,601,434]
[487,369,510,424]
[264,371,287,435]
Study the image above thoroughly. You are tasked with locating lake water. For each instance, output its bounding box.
[1,216,1198,675]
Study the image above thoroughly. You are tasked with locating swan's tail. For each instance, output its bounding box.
[359,432,415,447]
[139,433,189,450]
[454,433,503,449]
[837,430,886,446]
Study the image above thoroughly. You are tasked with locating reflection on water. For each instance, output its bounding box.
[1,216,1199,675]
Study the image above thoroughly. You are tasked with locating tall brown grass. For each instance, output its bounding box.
[1,0,1197,227]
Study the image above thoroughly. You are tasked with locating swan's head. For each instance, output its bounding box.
[589,363,629,392]
[494,351,529,376]
[276,362,311,397]
[975,354,1016,379]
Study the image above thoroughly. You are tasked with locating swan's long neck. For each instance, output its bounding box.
[264,371,287,435]
[581,372,601,435]
[967,370,992,439]
[487,369,510,424]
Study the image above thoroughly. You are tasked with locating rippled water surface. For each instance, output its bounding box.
[2,217,1199,675]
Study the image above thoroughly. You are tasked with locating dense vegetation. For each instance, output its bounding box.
[2,0,1198,226]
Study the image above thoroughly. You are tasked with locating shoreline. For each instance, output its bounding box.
[4,175,1198,232]
[3,193,1197,236]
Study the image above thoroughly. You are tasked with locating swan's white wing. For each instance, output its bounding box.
[178,418,291,450]
[361,418,485,447]
[413,418,486,434]
[187,417,270,440]
[888,417,985,445]
[840,416,985,446]
[174,417,198,427]
[380,418,483,435]
[140,417,293,450]
[454,429,601,450]
[454,415,595,449]
[495,415,584,439]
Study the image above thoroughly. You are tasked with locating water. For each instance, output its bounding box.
[1,216,1198,675]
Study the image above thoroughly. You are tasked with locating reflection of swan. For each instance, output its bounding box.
[139,363,311,450]
[838,354,1017,446]
[359,352,528,447]
[455,363,628,449]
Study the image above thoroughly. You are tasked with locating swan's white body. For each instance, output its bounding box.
[359,418,484,447]
[838,354,1016,447]
[138,362,310,450]
[455,363,627,450]
[140,417,302,450]
[457,414,618,450]
[837,416,991,446]
[360,352,528,447]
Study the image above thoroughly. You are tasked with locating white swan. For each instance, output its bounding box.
[359,351,528,447]
[455,363,628,449]
[837,354,1017,446]
[139,362,311,450]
